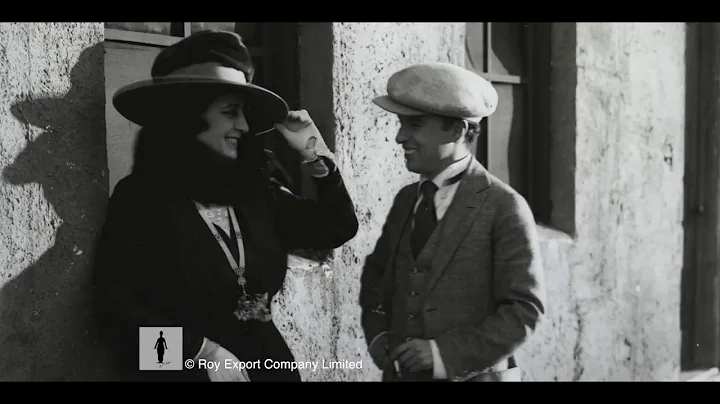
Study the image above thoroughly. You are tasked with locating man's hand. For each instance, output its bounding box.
[274,110,334,162]
[389,338,434,373]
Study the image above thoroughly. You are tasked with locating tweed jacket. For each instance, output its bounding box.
[359,158,546,381]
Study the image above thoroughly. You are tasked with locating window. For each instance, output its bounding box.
[103,22,301,195]
[465,22,552,224]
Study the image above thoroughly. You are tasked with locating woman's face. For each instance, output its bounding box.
[195,93,250,160]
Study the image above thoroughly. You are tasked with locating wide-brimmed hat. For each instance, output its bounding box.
[112,30,288,136]
[373,62,498,123]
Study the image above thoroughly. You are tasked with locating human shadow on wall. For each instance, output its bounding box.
[0,43,116,381]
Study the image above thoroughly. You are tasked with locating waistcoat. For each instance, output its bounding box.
[389,213,434,340]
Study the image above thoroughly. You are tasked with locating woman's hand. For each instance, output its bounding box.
[199,339,250,382]
[274,110,334,162]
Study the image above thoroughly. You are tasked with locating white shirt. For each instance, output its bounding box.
[415,154,472,380]
[414,154,471,222]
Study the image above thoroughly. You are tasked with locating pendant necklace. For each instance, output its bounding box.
[194,202,273,322]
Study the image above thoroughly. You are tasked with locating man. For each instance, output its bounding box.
[359,62,546,382]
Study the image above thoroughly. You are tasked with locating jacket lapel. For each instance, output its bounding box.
[424,159,491,293]
[379,185,418,292]
[232,190,289,292]
[171,198,239,300]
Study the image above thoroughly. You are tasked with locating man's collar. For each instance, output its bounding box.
[419,154,472,192]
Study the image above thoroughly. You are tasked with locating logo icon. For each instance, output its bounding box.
[139,327,183,371]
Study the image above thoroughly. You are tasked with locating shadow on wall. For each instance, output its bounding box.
[0,43,117,381]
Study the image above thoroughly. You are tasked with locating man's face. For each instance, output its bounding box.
[395,114,460,176]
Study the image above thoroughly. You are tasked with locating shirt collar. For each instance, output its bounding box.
[419,154,472,194]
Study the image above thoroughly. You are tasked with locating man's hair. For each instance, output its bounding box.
[440,116,483,144]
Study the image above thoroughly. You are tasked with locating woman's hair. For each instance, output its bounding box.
[132,88,216,173]
[131,86,268,196]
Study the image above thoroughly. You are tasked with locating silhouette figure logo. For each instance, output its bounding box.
[155,331,168,363]
[139,327,183,370]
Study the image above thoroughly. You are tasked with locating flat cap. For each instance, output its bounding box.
[373,62,498,122]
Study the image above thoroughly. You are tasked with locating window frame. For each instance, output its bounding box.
[466,22,552,225]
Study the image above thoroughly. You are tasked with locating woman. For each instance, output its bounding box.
[93,30,359,382]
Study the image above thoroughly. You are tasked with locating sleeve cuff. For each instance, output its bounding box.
[303,158,331,178]
[368,331,388,351]
[193,337,209,361]
[307,156,342,183]
[192,336,224,362]
[429,339,447,379]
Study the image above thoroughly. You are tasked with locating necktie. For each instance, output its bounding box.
[411,181,439,259]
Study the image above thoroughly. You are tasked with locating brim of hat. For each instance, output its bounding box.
[372,95,427,116]
[113,78,289,136]
[372,95,485,123]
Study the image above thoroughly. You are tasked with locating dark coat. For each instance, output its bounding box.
[359,158,546,382]
[94,153,358,381]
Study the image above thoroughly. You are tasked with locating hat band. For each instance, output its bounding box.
[154,62,249,84]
